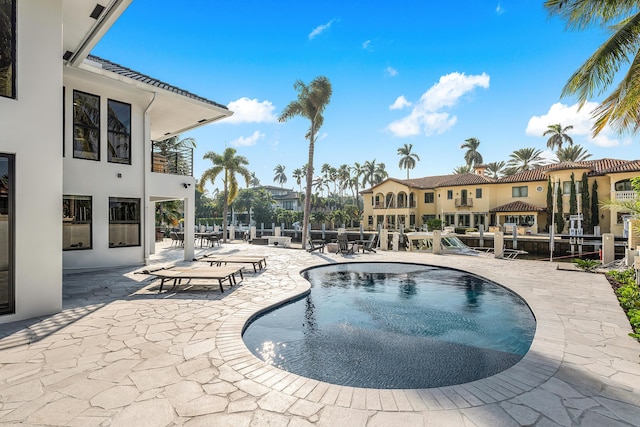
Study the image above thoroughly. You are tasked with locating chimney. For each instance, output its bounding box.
[474,164,486,176]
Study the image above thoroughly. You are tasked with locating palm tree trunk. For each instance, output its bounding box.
[302,139,315,248]
[222,173,228,243]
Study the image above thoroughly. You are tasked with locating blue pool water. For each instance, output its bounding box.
[242,262,536,389]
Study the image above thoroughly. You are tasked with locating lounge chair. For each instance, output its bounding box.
[360,234,377,253]
[307,237,325,253]
[199,255,267,273]
[147,266,243,293]
[336,234,355,255]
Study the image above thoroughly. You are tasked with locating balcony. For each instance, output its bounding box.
[616,191,637,201]
[455,198,473,207]
[152,142,193,176]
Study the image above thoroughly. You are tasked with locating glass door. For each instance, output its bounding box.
[0,154,14,314]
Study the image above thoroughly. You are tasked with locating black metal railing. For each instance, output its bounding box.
[455,198,473,207]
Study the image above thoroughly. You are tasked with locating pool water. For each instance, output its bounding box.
[242,262,536,389]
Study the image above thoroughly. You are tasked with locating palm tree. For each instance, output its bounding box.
[555,144,592,162]
[452,164,472,174]
[545,1,640,136]
[292,167,304,193]
[273,164,287,187]
[278,76,333,247]
[198,147,251,243]
[460,138,483,167]
[506,147,546,173]
[249,172,260,187]
[351,162,365,210]
[397,143,421,179]
[484,161,505,179]
[543,123,574,151]
[361,159,388,188]
[337,164,351,197]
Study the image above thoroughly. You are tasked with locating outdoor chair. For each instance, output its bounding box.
[336,234,355,255]
[307,237,325,253]
[361,234,377,253]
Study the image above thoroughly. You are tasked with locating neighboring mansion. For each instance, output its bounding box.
[0,1,231,323]
[258,186,302,211]
[361,159,640,237]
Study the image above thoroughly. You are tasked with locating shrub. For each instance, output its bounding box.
[572,258,600,273]
[607,269,640,340]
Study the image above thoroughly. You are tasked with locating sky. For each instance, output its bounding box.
[93,1,640,194]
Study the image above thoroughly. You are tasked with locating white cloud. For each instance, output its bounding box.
[496,3,505,15]
[386,72,490,137]
[362,40,372,51]
[223,97,278,124]
[526,102,622,147]
[309,19,336,40]
[385,66,398,77]
[230,131,265,147]
[389,95,411,110]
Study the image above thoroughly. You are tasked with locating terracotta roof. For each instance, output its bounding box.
[490,201,546,213]
[599,159,640,174]
[86,55,229,110]
[496,168,548,183]
[437,173,495,187]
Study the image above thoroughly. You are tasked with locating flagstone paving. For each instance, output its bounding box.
[0,241,639,426]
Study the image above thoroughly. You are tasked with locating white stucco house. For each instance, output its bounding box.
[0,0,232,323]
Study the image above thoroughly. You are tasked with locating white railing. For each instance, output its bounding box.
[616,191,637,200]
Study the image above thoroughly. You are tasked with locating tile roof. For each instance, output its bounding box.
[86,55,229,110]
[598,159,640,174]
[490,201,547,212]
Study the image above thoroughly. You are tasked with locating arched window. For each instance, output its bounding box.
[615,179,633,192]
[385,193,395,208]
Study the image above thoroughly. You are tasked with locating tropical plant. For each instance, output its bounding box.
[351,162,365,210]
[569,173,577,215]
[232,189,255,225]
[484,161,505,179]
[591,180,600,228]
[545,1,640,136]
[601,177,640,231]
[555,144,591,162]
[273,164,287,187]
[452,164,472,174]
[573,258,600,272]
[506,147,546,173]
[397,143,421,179]
[292,168,304,193]
[460,137,483,167]
[581,172,591,230]
[156,200,182,227]
[278,76,333,247]
[198,147,251,243]
[249,172,260,187]
[361,159,388,187]
[250,189,276,226]
[337,164,351,197]
[543,123,573,151]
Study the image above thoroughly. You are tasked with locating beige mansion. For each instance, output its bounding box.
[361,158,640,237]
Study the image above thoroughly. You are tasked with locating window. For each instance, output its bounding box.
[563,181,581,194]
[447,190,453,200]
[63,196,92,250]
[368,216,373,226]
[409,214,416,226]
[109,197,140,247]
[0,154,14,315]
[512,186,528,197]
[0,0,16,99]
[424,192,434,203]
[475,188,482,199]
[107,99,131,164]
[444,214,455,226]
[282,201,294,210]
[73,91,100,160]
[615,180,633,191]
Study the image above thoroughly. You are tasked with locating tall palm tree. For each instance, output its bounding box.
[545,1,640,136]
[452,164,472,174]
[351,162,365,210]
[273,164,287,187]
[337,164,351,197]
[484,161,506,179]
[278,76,333,247]
[555,144,592,162]
[292,168,304,193]
[506,147,546,173]
[543,123,574,151]
[362,159,388,188]
[397,143,421,179]
[198,147,251,243]
[460,137,483,167]
[249,172,260,188]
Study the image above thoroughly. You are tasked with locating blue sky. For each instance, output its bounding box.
[93,1,640,193]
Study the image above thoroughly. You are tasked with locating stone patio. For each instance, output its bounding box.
[0,240,639,426]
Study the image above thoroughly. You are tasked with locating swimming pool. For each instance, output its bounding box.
[242,262,536,389]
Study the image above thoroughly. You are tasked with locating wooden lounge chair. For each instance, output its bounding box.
[360,234,377,253]
[148,266,244,293]
[199,255,267,273]
[336,234,355,255]
[307,237,325,253]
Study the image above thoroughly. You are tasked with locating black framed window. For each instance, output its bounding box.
[424,192,434,203]
[475,188,482,199]
[512,186,528,198]
[447,190,453,200]
[73,90,100,160]
[107,99,131,164]
[109,197,140,247]
[63,196,92,250]
[0,154,14,315]
[0,0,16,99]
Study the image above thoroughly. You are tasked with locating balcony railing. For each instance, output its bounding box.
[616,190,637,201]
[455,198,473,207]
[151,143,193,176]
